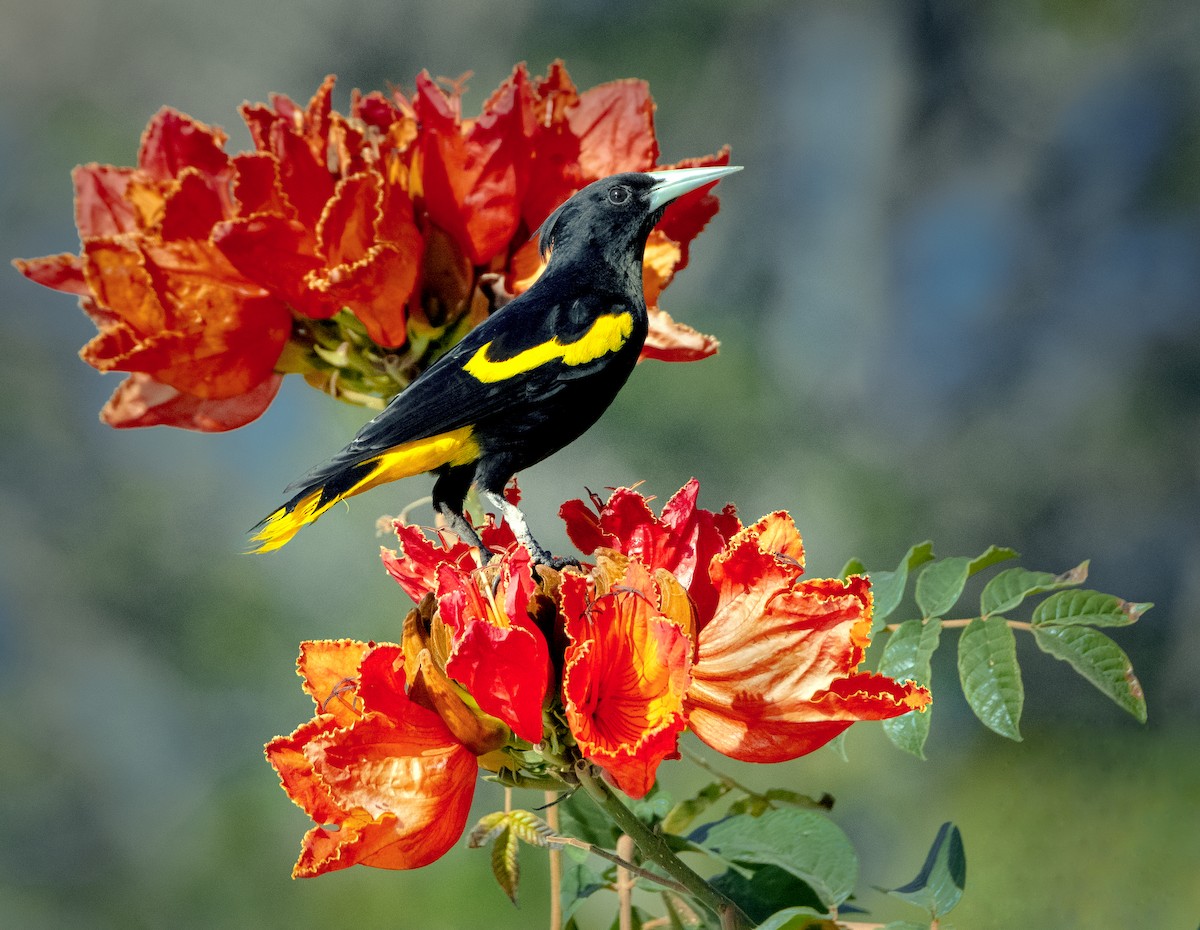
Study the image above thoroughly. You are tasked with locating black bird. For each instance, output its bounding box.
[250,165,741,561]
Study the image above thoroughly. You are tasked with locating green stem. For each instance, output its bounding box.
[575,765,754,930]
[884,617,1033,633]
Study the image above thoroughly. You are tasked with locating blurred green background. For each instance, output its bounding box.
[3,0,1198,927]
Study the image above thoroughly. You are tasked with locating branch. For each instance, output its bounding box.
[547,834,691,897]
[545,791,562,930]
[575,764,755,930]
[884,617,1033,633]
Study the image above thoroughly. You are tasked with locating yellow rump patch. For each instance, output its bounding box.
[249,426,479,553]
[463,312,634,384]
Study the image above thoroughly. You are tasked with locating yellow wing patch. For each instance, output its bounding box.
[463,312,634,384]
[249,426,479,553]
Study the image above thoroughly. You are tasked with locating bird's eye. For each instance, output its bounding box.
[607,185,631,205]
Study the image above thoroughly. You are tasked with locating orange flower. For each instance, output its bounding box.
[686,513,931,763]
[265,640,478,876]
[560,558,693,798]
[15,111,291,430]
[17,62,730,429]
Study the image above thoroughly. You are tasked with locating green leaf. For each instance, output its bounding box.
[468,810,510,849]
[825,731,850,762]
[979,561,1089,616]
[506,809,556,847]
[1033,625,1148,722]
[1031,589,1152,628]
[880,921,935,930]
[957,617,1024,740]
[755,906,838,930]
[762,788,834,811]
[728,788,833,819]
[560,860,611,926]
[914,547,1020,620]
[879,619,942,758]
[661,893,696,930]
[691,809,858,909]
[661,781,730,835]
[914,557,971,619]
[967,545,1019,575]
[490,826,520,905]
[839,557,866,579]
[868,541,935,629]
[707,865,826,925]
[631,782,674,823]
[883,822,966,918]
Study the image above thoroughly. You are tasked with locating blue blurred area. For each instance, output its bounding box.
[2,0,1198,926]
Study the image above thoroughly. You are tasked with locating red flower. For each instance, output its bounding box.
[382,521,550,743]
[264,640,478,876]
[215,75,424,348]
[560,478,741,624]
[16,62,731,430]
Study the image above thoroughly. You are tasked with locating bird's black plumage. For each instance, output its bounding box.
[251,166,740,560]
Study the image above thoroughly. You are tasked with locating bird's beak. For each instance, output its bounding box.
[647,165,743,212]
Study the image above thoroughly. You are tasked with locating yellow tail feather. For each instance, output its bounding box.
[249,426,479,553]
[249,491,331,554]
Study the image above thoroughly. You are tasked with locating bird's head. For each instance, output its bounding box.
[536,166,742,285]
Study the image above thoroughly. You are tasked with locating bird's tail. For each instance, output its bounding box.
[248,426,479,553]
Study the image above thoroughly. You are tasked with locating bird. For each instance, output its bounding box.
[250,165,742,562]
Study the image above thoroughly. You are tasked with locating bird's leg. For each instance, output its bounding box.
[435,502,486,552]
[482,490,559,567]
[432,465,489,555]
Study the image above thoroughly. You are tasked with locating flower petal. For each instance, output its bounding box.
[561,480,739,624]
[160,168,227,241]
[72,164,141,238]
[561,570,691,798]
[687,567,922,763]
[382,522,479,603]
[12,253,89,296]
[436,552,550,743]
[137,107,231,185]
[99,371,281,431]
[568,78,659,179]
[270,710,477,876]
[522,60,584,227]
[641,306,721,363]
[80,237,291,400]
[415,67,534,265]
[265,715,347,829]
[297,639,371,725]
[212,213,331,319]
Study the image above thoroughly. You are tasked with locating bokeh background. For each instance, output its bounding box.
[3,0,1198,927]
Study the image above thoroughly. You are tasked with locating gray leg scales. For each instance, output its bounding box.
[437,503,485,551]
[482,491,560,566]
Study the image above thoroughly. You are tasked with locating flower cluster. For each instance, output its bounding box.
[14,62,728,430]
[266,480,931,877]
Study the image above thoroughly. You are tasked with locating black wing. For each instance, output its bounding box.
[283,280,630,493]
